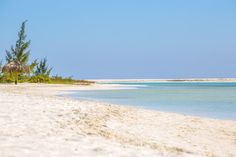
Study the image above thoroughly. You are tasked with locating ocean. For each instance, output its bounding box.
[67,82,236,120]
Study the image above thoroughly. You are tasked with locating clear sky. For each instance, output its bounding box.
[1,0,236,79]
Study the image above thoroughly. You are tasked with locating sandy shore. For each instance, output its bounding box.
[0,83,236,157]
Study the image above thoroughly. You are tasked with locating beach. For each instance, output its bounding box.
[0,83,236,157]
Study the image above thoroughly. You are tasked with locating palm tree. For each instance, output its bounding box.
[3,21,32,84]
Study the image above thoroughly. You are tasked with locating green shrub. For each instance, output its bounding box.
[50,75,95,85]
[0,75,4,83]
[0,73,15,83]
[29,74,51,83]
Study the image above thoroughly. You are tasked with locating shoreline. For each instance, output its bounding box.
[65,93,236,122]
[92,78,236,83]
[66,96,236,123]
[0,83,236,156]
[66,81,236,122]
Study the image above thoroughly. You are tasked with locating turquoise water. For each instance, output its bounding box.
[68,82,236,120]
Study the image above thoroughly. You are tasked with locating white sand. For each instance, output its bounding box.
[0,83,236,157]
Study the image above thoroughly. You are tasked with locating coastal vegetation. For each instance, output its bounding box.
[0,21,94,85]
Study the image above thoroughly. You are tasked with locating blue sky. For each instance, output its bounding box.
[0,0,236,79]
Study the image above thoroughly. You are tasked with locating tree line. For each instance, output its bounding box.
[0,21,94,85]
[0,21,52,84]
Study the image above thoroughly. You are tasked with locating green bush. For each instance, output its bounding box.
[29,74,51,83]
[49,75,94,85]
[0,74,15,83]
[0,75,4,83]
[0,73,31,83]
[18,75,30,83]
[50,75,74,84]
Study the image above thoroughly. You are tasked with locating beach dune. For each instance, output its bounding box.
[0,83,236,157]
